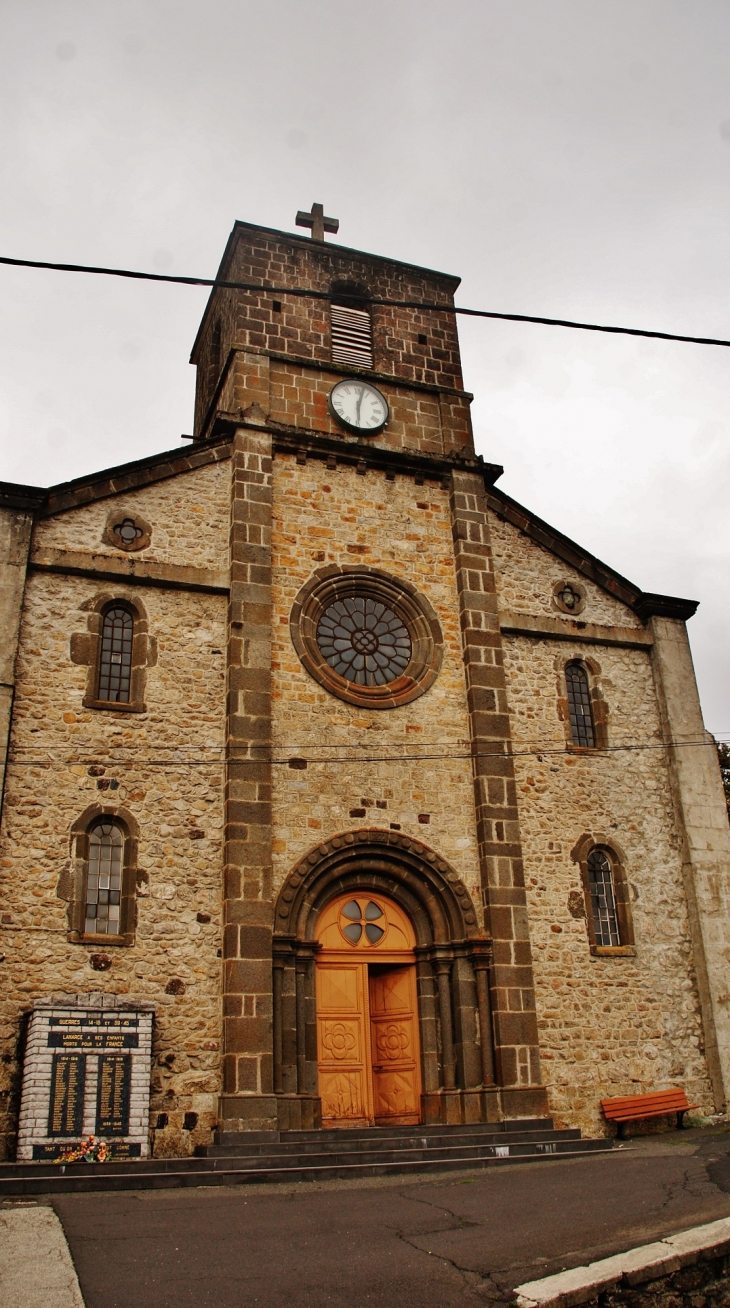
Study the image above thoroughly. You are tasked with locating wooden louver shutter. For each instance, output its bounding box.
[330,304,373,369]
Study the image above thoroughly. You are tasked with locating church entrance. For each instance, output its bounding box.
[315,892,422,1128]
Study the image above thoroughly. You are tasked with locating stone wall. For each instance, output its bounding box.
[0,445,719,1152]
[0,501,38,820]
[33,459,231,573]
[488,510,640,628]
[490,512,713,1134]
[270,452,483,909]
[0,463,230,1159]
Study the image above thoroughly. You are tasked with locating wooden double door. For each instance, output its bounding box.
[315,893,422,1128]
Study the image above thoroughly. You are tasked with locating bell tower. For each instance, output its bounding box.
[189,207,475,459]
[190,210,547,1133]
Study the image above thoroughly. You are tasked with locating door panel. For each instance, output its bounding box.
[316,963,372,1127]
[369,965,421,1125]
[315,892,422,1128]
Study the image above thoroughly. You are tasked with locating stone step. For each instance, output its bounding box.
[197,1136,605,1170]
[272,1116,555,1143]
[201,1127,584,1158]
[0,1135,614,1197]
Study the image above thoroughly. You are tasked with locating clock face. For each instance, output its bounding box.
[328,379,389,434]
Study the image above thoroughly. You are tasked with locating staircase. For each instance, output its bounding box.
[0,1118,614,1196]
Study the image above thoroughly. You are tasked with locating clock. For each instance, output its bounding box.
[328,379,389,435]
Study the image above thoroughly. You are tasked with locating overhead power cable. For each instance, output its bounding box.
[6,736,723,768]
[1,252,729,349]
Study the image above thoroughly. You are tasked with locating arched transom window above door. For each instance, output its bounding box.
[316,892,416,954]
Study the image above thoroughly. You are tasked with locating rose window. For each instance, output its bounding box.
[290,565,443,709]
[114,518,144,546]
[557,584,580,611]
[340,899,386,946]
[316,598,411,687]
[553,578,586,616]
[104,510,151,553]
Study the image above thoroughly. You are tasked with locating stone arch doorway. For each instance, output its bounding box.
[272,829,498,1132]
[315,891,421,1127]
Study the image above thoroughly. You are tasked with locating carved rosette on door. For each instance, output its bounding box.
[315,893,421,1127]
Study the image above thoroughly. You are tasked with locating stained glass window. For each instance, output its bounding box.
[113,518,143,546]
[587,848,620,946]
[317,597,411,687]
[85,822,124,936]
[98,606,133,703]
[339,900,386,946]
[557,583,581,611]
[565,662,595,748]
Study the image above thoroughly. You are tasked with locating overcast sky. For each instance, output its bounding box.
[1,1,729,733]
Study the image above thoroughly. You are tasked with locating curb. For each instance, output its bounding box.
[514,1216,730,1308]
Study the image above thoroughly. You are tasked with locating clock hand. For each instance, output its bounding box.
[356,387,364,425]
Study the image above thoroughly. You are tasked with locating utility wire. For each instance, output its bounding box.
[6,737,723,768]
[1,253,729,349]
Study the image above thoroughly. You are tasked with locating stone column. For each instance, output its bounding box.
[450,952,482,1091]
[449,468,548,1119]
[647,607,730,1110]
[272,951,285,1095]
[0,494,42,822]
[471,944,496,1087]
[220,423,276,1132]
[434,957,456,1090]
[295,953,308,1094]
[415,952,440,1095]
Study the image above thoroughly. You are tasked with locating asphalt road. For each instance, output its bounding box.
[30,1127,730,1308]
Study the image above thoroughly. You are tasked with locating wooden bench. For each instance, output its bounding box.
[601,1089,698,1139]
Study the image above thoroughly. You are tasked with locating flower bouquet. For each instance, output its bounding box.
[55,1136,110,1164]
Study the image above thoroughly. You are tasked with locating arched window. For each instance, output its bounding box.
[587,848,620,946]
[84,821,125,936]
[97,606,134,703]
[572,834,634,954]
[66,806,139,944]
[72,594,153,713]
[565,662,596,748]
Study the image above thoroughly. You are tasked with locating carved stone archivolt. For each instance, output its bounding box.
[289,565,444,709]
[272,829,497,1126]
[276,827,479,939]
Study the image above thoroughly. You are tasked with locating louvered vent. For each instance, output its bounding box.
[330,304,373,369]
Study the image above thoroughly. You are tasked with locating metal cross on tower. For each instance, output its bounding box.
[295,202,339,242]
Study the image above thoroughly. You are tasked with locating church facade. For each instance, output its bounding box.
[1,215,729,1159]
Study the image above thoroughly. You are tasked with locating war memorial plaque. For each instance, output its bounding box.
[96,1054,131,1136]
[48,1030,139,1049]
[17,995,154,1160]
[47,1053,85,1137]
